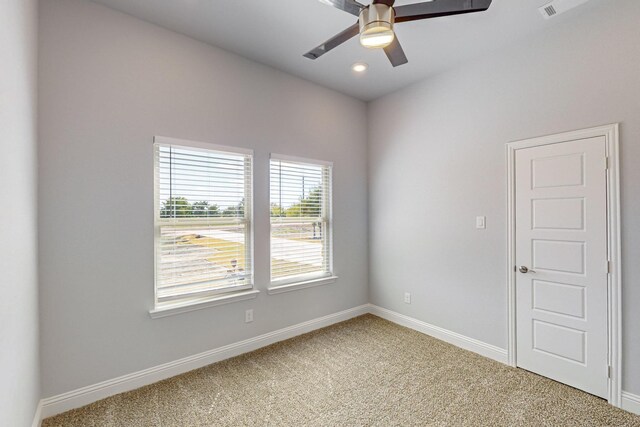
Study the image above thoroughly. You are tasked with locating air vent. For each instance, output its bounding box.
[539,0,590,19]
[543,5,557,17]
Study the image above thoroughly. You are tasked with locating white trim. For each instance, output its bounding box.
[506,141,517,368]
[505,123,622,407]
[270,271,334,288]
[268,275,338,295]
[31,400,42,427]
[149,289,260,319]
[156,282,254,304]
[152,137,255,313]
[369,305,508,364]
[270,152,333,167]
[40,304,370,419]
[268,155,334,285]
[154,135,253,155]
[621,391,640,416]
[37,303,635,421]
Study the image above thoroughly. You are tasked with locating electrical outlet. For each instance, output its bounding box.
[404,292,411,304]
[245,309,253,323]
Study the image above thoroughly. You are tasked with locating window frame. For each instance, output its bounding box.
[268,153,335,292]
[152,136,255,313]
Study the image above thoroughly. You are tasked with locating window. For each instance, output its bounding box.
[153,137,253,308]
[270,155,333,288]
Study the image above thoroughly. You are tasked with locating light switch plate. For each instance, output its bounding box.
[476,216,486,229]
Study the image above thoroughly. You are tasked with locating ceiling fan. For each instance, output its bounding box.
[304,0,493,67]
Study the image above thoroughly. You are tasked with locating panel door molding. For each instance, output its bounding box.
[506,124,621,406]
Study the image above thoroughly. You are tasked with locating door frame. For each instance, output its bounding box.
[506,123,621,406]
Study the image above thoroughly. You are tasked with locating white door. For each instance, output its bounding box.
[515,136,608,398]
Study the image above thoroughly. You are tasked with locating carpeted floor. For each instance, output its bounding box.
[43,314,640,426]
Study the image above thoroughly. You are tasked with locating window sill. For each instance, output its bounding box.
[149,289,260,319]
[267,276,338,295]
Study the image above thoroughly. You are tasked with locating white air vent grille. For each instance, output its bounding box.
[539,0,589,19]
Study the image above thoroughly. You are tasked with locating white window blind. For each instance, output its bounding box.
[270,156,332,284]
[154,138,253,306]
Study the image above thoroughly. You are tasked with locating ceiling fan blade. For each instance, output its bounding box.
[394,0,492,23]
[372,0,396,6]
[318,0,366,17]
[384,36,408,67]
[304,23,360,60]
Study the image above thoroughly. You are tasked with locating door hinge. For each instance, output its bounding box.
[607,260,612,274]
[608,365,612,378]
[605,156,609,170]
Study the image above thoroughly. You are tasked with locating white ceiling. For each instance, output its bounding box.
[88,0,600,101]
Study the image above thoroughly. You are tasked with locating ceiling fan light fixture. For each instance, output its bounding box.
[305,0,494,68]
[359,4,395,49]
[360,26,395,49]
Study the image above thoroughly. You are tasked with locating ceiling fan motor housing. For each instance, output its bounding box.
[359,4,395,37]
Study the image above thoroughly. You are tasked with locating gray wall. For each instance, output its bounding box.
[0,0,41,425]
[368,0,640,395]
[38,0,368,397]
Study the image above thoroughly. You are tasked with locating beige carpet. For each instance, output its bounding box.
[43,315,640,426]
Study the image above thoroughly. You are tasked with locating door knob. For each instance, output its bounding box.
[519,266,535,274]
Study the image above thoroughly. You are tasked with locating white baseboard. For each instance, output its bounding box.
[370,305,640,415]
[31,400,42,427]
[40,304,369,419]
[368,304,509,364]
[37,303,638,421]
[622,391,640,415]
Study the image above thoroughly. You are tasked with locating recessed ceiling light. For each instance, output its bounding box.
[352,63,368,73]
